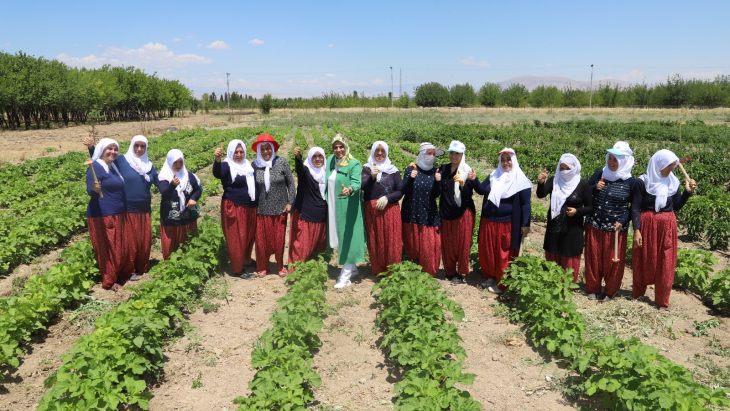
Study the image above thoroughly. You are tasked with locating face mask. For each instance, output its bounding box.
[423,155,435,166]
[559,169,575,182]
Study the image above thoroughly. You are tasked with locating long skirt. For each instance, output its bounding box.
[441,209,475,276]
[123,212,152,275]
[478,218,518,289]
[364,200,403,275]
[221,199,257,274]
[288,210,326,264]
[161,220,198,261]
[403,222,441,276]
[545,251,581,283]
[584,224,627,297]
[88,215,126,288]
[256,214,287,272]
[632,211,677,308]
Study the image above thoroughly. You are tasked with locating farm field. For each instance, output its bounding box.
[1,113,729,411]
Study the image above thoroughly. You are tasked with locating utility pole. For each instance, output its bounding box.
[390,67,393,107]
[589,65,594,109]
[226,73,231,110]
[399,68,402,98]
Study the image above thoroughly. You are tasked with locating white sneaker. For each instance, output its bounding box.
[487,285,503,294]
[334,280,352,289]
[587,293,597,300]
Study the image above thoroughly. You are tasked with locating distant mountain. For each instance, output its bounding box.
[499,76,632,91]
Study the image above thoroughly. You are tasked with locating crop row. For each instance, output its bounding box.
[372,262,483,410]
[35,216,227,411]
[233,258,329,410]
[674,249,730,313]
[501,256,729,410]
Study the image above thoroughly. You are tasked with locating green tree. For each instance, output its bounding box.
[449,83,477,107]
[478,83,502,107]
[529,85,563,108]
[414,82,450,107]
[501,83,529,108]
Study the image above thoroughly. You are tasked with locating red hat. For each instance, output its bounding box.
[251,134,280,153]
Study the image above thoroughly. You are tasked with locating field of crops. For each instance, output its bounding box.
[1,114,729,411]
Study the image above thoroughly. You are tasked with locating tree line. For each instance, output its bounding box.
[0,51,192,130]
[413,74,730,108]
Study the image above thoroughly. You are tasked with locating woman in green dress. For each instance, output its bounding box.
[325,134,366,289]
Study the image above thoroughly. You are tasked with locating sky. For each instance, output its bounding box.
[2,0,728,98]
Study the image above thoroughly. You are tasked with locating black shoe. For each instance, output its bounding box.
[240,272,256,280]
[596,292,611,302]
[448,275,463,285]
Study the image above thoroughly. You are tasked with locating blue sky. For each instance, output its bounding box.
[2,0,728,98]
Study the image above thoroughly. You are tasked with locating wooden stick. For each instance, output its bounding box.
[612,227,620,262]
[85,159,103,199]
[518,235,525,257]
[677,162,690,181]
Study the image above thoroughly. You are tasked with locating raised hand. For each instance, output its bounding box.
[172,176,181,186]
[538,168,548,184]
[435,168,442,182]
[214,147,223,161]
[686,178,697,193]
[410,168,418,179]
[597,176,606,191]
[83,134,94,148]
[293,144,301,159]
[467,169,477,181]
[341,183,352,196]
[371,165,380,176]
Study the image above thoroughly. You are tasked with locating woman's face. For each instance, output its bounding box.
[660,161,677,177]
[333,142,346,159]
[559,163,572,172]
[425,149,436,156]
[607,154,619,172]
[374,145,386,163]
[500,153,513,172]
[233,145,245,163]
[449,151,462,165]
[133,141,147,157]
[172,158,184,172]
[311,152,325,168]
[259,143,273,161]
[102,144,119,164]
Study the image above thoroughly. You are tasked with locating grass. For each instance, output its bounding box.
[578,297,676,340]
[67,296,118,329]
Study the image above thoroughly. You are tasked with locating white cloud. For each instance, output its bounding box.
[682,70,722,79]
[458,56,490,67]
[197,43,202,47]
[328,44,334,48]
[58,42,212,69]
[207,40,230,49]
[249,38,264,45]
[326,73,335,78]
[372,78,384,85]
[173,38,184,42]
[600,70,645,82]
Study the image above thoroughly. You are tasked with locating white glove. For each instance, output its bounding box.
[375,196,388,210]
[371,165,380,176]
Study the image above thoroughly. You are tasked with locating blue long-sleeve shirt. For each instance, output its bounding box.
[158,172,202,226]
[88,148,157,213]
[213,161,257,208]
[585,169,635,232]
[631,178,691,230]
[86,161,126,217]
[361,166,403,203]
[473,175,531,251]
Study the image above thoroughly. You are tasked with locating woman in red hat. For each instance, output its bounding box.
[214,140,258,279]
[252,134,295,277]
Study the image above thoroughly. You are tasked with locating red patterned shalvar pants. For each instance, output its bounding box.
[403,222,441,277]
[123,212,152,275]
[478,218,519,290]
[545,251,582,283]
[288,209,326,265]
[161,220,198,261]
[584,224,627,297]
[632,211,678,308]
[88,215,127,288]
[256,214,287,272]
[441,208,475,276]
[221,199,257,274]
[364,200,403,276]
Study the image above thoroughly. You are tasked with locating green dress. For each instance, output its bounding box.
[325,155,366,265]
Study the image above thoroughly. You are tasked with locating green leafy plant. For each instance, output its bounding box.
[674,248,718,295]
[693,318,721,337]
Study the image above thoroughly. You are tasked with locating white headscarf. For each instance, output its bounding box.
[366,141,399,182]
[602,141,635,182]
[550,154,581,220]
[305,147,326,199]
[223,140,255,201]
[447,141,472,207]
[639,149,680,212]
[488,148,533,208]
[417,142,437,171]
[92,138,124,181]
[124,135,153,182]
[159,149,189,211]
[254,143,277,192]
